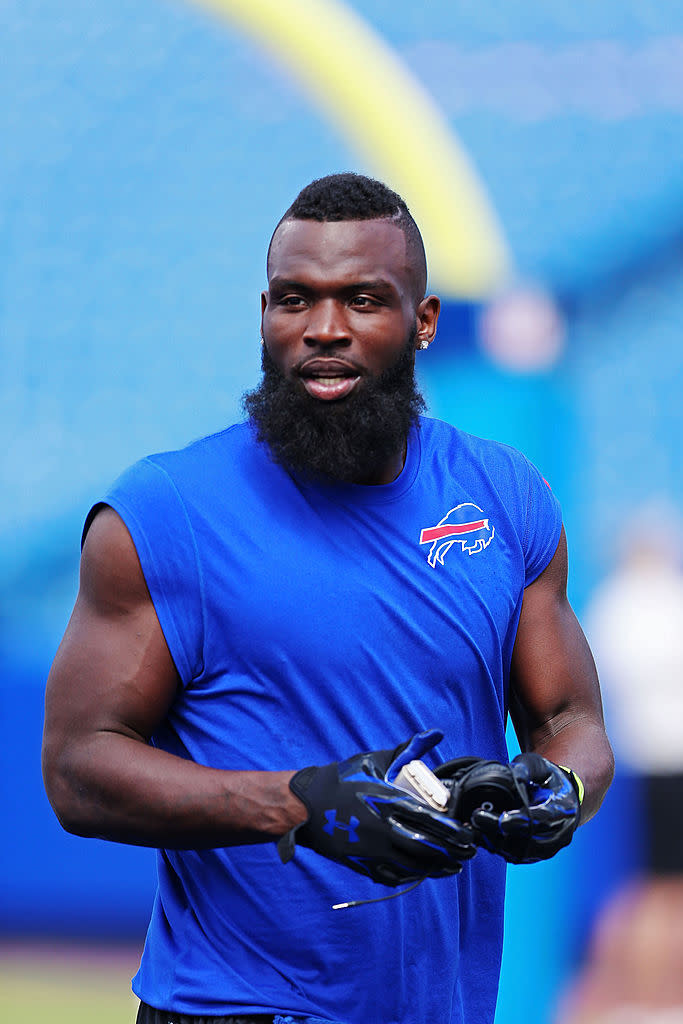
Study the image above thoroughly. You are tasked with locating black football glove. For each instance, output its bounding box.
[435,752,581,864]
[278,730,477,886]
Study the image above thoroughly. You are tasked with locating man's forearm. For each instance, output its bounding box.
[43,731,307,848]
[528,717,614,823]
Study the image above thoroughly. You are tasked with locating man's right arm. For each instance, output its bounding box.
[42,506,307,849]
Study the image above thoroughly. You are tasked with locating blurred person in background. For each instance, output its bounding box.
[556,500,683,1023]
[42,173,613,1024]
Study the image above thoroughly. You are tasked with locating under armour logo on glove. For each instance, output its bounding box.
[278,730,477,886]
[323,810,360,842]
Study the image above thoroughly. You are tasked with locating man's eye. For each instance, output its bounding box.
[279,295,306,306]
[351,295,379,307]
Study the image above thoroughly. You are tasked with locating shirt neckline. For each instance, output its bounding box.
[292,422,422,506]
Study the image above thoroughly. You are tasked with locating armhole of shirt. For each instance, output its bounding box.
[85,459,205,686]
[522,460,563,587]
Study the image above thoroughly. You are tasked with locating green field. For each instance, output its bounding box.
[0,942,141,1024]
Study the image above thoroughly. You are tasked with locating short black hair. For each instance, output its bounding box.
[267,172,427,299]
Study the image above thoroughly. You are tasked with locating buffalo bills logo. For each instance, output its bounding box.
[420,503,495,567]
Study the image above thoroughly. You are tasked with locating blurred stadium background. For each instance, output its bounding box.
[2,1,682,1021]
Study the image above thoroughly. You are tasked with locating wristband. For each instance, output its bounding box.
[558,765,584,805]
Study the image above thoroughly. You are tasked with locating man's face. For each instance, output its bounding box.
[261,218,429,398]
[246,217,439,485]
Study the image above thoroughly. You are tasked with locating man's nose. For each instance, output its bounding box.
[303,299,351,346]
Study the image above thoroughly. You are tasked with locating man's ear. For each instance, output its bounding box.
[260,291,268,338]
[415,294,440,350]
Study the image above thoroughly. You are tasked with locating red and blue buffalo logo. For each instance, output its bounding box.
[419,503,495,568]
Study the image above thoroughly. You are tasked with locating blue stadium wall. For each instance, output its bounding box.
[3,3,682,1022]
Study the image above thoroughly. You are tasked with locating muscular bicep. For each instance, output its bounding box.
[42,506,305,846]
[44,506,180,757]
[509,527,603,751]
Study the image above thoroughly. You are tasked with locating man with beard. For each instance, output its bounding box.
[43,173,613,1024]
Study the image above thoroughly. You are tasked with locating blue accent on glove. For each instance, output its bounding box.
[384,729,444,784]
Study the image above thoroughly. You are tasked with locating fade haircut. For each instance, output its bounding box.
[267,172,428,300]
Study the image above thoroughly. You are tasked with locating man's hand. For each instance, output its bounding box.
[278,730,477,885]
[436,752,581,864]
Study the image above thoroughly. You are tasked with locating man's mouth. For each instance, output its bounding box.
[298,359,362,401]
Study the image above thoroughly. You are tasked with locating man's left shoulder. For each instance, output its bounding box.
[418,415,537,477]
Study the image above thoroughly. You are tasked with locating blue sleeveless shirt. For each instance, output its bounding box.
[100,416,562,1024]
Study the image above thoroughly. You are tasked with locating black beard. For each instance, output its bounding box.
[242,332,425,483]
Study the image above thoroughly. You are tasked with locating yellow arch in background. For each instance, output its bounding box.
[191,0,511,298]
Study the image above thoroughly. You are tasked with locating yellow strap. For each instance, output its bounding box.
[559,765,585,805]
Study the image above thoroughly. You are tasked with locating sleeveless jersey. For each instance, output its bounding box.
[99,416,562,1024]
